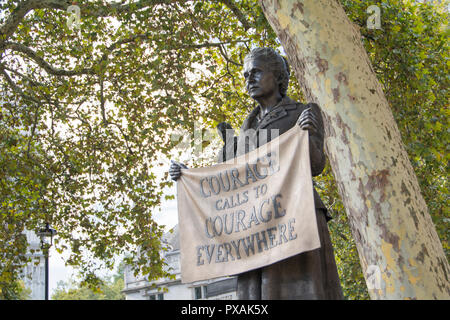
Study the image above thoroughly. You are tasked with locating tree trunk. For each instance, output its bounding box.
[259,0,449,299]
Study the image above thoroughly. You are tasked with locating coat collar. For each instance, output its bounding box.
[240,96,298,132]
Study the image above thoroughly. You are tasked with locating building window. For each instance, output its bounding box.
[194,286,207,300]
[194,287,202,300]
[149,293,164,300]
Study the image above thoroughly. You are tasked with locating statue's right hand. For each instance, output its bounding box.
[217,122,234,143]
[169,160,188,181]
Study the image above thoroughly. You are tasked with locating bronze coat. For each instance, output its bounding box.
[219,96,343,299]
[220,96,331,220]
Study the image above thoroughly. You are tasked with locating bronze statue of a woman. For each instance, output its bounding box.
[170,47,343,300]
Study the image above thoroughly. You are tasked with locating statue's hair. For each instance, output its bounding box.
[244,47,290,97]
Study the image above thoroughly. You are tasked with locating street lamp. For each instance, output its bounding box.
[38,223,57,300]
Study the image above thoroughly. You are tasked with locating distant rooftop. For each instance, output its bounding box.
[162,224,179,251]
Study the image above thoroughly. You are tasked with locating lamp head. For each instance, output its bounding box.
[38,223,57,248]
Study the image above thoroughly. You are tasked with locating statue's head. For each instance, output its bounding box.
[243,47,290,99]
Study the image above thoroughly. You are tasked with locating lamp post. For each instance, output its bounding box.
[38,223,57,300]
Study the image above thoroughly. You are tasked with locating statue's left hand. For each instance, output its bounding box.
[298,107,318,135]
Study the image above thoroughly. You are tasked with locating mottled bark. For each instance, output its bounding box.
[259,0,449,299]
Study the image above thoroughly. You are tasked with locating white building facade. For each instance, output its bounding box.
[21,229,46,300]
[122,225,237,300]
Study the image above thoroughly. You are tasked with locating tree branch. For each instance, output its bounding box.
[0,0,41,43]
[0,0,192,44]
[25,0,192,18]
[218,44,243,67]
[26,103,40,159]
[0,63,41,104]
[219,0,251,30]
[3,65,46,87]
[4,38,249,79]
[99,76,107,124]
[3,42,95,76]
[80,0,191,18]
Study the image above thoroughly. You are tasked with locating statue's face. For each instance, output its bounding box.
[243,58,279,101]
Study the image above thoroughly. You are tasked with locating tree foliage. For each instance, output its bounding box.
[51,261,125,300]
[0,0,447,300]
